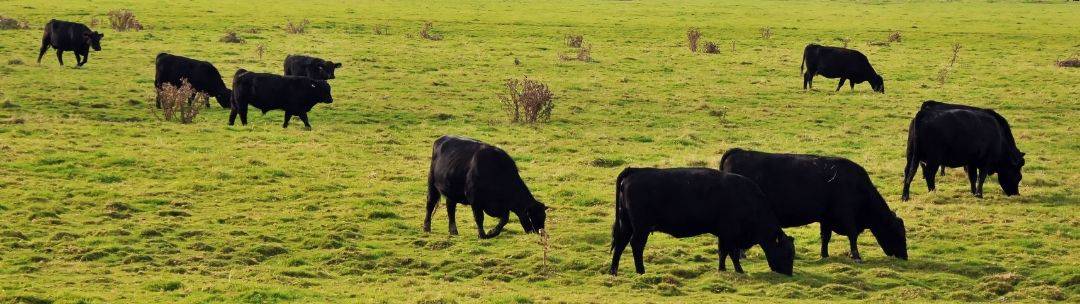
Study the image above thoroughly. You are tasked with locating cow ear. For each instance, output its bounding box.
[333,62,342,68]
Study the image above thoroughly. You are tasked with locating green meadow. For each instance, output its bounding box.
[0,0,1077,302]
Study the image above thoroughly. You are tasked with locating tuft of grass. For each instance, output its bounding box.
[760,26,772,39]
[285,19,309,34]
[589,157,626,168]
[935,43,962,85]
[887,30,902,42]
[107,9,143,31]
[420,21,442,40]
[565,34,583,48]
[1056,57,1080,68]
[254,44,267,60]
[8,58,24,65]
[0,16,30,30]
[703,41,719,54]
[372,24,389,35]
[219,31,244,43]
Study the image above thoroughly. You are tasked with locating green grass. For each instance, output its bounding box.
[0,0,1078,303]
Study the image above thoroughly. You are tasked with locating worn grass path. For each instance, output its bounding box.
[0,0,1077,303]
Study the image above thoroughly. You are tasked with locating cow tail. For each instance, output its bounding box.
[800,45,808,75]
[610,169,633,253]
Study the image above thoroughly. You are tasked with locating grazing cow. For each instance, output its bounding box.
[610,167,795,276]
[154,53,232,109]
[283,55,341,80]
[37,20,103,67]
[423,136,548,239]
[229,69,333,128]
[902,100,1026,200]
[801,44,884,93]
[720,149,908,262]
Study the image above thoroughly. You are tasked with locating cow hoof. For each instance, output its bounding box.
[852,258,863,264]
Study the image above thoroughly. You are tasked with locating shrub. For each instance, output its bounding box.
[152,79,207,124]
[498,77,554,124]
[935,43,962,84]
[420,21,442,40]
[219,31,244,43]
[1056,58,1080,68]
[285,19,309,34]
[565,34,583,48]
[760,26,772,39]
[887,31,902,42]
[254,44,267,60]
[0,16,30,30]
[107,9,143,31]
[686,27,702,52]
[703,41,719,54]
[372,24,389,35]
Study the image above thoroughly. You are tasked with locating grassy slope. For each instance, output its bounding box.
[0,0,1077,303]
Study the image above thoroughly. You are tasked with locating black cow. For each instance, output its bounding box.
[155,53,232,109]
[610,167,795,276]
[902,100,1026,201]
[229,69,333,128]
[424,136,548,239]
[720,149,907,262]
[801,44,884,93]
[37,19,104,67]
[283,55,341,80]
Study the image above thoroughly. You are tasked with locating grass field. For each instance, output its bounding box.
[0,0,1078,303]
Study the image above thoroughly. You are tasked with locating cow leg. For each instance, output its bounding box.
[922,163,939,192]
[55,50,64,66]
[820,223,832,258]
[849,80,855,91]
[976,168,988,198]
[238,106,249,125]
[835,78,846,91]
[446,201,459,235]
[717,242,728,271]
[78,52,88,66]
[472,206,491,239]
[804,72,815,90]
[423,180,440,233]
[283,112,293,128]
[298,113,312,129]
[630,230,650,274]
[609,221,632,275]
[730,249,745,273]
[964,165,978,196]
[37,41,49,64]
[486,215,508,238]
[901,157,919,201]
[848,233,863,263]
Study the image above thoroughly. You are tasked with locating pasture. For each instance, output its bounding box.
[0,0,1077,302]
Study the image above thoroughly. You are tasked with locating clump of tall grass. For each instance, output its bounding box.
[887,31,902,43]
[285,19,309,34]
[420,22,442,40]
[498,77,554,124]
[565,34,584,48]
[686,27,702,53]
[219,31,244,43]
[559,44,592,62]
[372,24,389,35]
[703,41,720,54]
[107,9,143,31]
[760,27,773,39]
[0,16,30,30]
[152,79,206,124]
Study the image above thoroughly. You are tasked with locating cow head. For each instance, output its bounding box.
[313,61,341,80]
[307,79,333,104]
[214,89,233,109]
[870,212,908,260]
[519,202,548,233]
[997,152,1025,196]
[870,74,884,93]
[84,31,104,51]
[761,232,795,276]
